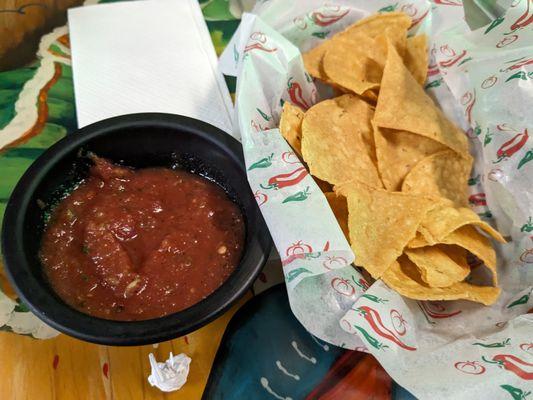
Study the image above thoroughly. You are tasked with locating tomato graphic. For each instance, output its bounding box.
[286,240,313,256]
[401,3,417,17]
[461,91,474,105]
[322,256,348,270]
[520,249,533,264]
[454,361,486,375]
[340,318,354,333]
[496,34,518,48]
[520,343,533,355]
[281,151,300,164]
[390,309,407,336]
[331,278,355,297]
[254,190,268,206]
[481,75,498,89]
[488,168,503,182]
[250,31,266,43]
[440,44,456,57]
[495,321,508,328]
[293,16,307,30]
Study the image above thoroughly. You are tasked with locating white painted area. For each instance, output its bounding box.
[0,26,69,150]
[310,334,330,351]
[291,341,316,364]
[275,360,300,381]
[260,377,293,400]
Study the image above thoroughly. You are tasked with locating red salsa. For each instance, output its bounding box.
[40,156,245,320]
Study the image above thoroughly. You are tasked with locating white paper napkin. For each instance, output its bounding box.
[68,0,234,136]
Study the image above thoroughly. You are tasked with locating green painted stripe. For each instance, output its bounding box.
[1,147,44,159]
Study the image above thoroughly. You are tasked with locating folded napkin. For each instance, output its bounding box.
[68,0,234,136]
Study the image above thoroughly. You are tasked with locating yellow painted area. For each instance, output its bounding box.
[0,294,249,400]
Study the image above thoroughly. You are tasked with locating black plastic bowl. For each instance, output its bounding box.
[1,113,271,345]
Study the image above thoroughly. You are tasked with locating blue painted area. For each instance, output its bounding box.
[203,284,418,399]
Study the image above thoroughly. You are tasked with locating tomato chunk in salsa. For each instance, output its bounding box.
[40,156,245,320]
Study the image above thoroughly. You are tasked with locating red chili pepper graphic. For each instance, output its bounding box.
[311,7,349,27]
[358,306,417,351]
[506,58,533,72]
[461,91,476,124]
[287,78,311,110]
[433,0,462,5]
[510,0,532,31]
[244,32,277,53]
[420,301,462,318]
[495,129,529,162]
[409,8,429,28]
[454,361,486,375]
[261,166,308,189]
[469,193,487,206]
[483,354,533,380]
[439,49,467,68]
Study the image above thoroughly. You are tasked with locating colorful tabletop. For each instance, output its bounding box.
[0,1,416,398]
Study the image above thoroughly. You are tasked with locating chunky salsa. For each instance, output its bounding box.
[40,156,245,321]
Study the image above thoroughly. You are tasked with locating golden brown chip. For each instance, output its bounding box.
[322,37,382,95]
[374,42,468,157]
[373,123,446,191]
[325,192,349,240]
[382,256,500,305]
[314,176,333,192]
[405,245,470,287]
[301,94,382,187]
[408,232,429,248]
[442,225,498,285]
[401,149,472,206]
[302,12,411,80]
[280,102,304,157]
[404,35,428,85]
[336,181,434,278]
[418,202,506,244]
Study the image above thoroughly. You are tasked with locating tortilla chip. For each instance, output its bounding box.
[404,35,428,85]
[374,42,468,157]
[322,36,382,95]
[301,94,382,187]
[419,202,506,244]
[401,149,472,206]
[314,176,333,192]
[373,124,446,191]
[442,225,498,285]
[408,232,429,248]
[336,181,434,278]
[325,192,349,240]
[303,12,411,80]
[280,102,304,157]
[382,256,501,305]
[405,245,470,287]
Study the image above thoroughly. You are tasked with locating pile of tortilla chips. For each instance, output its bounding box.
[279,12,506,305]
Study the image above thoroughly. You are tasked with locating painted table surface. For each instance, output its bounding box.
[0,0,417,398]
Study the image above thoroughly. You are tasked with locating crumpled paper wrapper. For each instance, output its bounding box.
[220,0,533,398]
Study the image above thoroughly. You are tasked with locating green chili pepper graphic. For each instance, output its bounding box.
[353,325,388,350]
[286,267,311,283]
[507,294,530,308]
[248,153,274,170]
[485,16,505,34]
[312,31,329,39]
[518,150,533,169]
[473,338,511,348]
[500,384,531,400]
[256,108,271,121]
[521,217,533,232]
[282,187,310,203]
[425,78,442,89]
[361,294,389,304]
[506,71,527,82]
[484,131,493,146]
[379,3,397,12]
[468,175,481,186]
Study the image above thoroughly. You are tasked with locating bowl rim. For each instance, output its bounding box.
[1,112,272,345]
